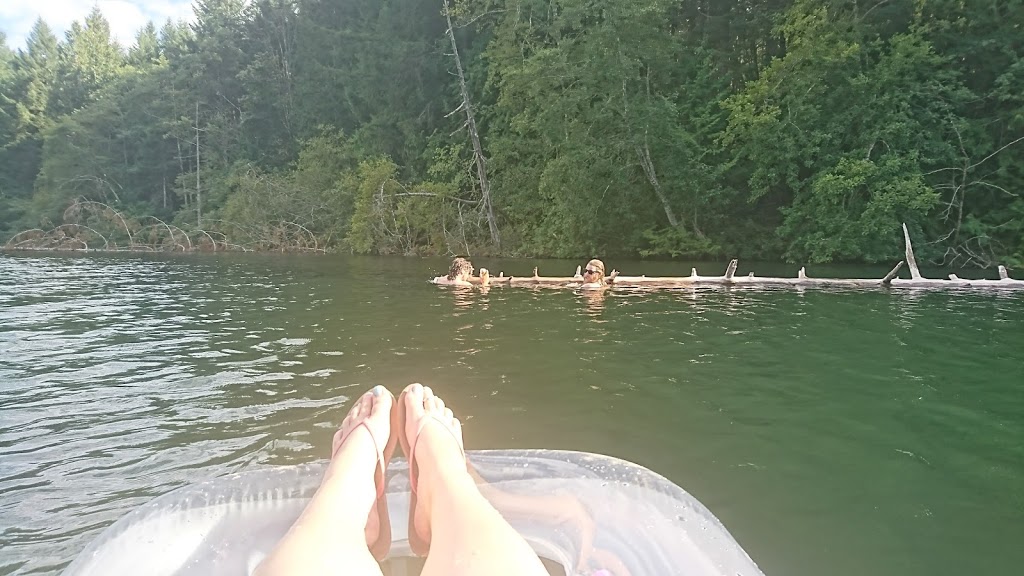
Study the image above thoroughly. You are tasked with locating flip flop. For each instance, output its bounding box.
[332,390,398,562]
[396,385,466,556]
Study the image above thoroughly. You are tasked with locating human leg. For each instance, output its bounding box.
[398,384,547,576]
[254,386,395,576]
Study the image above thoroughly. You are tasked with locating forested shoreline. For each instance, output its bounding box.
[1,0,1022,265]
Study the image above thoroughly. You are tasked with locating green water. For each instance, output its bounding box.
[1,253,1022,575]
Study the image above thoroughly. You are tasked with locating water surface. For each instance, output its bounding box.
[1,253,1022,575]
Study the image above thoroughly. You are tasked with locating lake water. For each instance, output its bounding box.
[1,253,1022,576]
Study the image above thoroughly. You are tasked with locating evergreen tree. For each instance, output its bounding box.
[128,22,162,69]
[50,8,127,116]
[1,1,1022,262]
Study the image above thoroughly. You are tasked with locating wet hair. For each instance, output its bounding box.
[585,259,606,284]
[447,257,474,281]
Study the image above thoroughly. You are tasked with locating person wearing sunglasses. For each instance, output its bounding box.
[579,259,610,289]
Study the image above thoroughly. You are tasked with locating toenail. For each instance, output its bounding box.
[372,385,383,397]
[410,383,423,394]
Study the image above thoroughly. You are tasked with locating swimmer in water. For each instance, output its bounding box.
[579,259,615,289]
[432,258,491,286]
[433,257,490,287]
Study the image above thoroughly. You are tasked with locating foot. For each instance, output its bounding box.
[400,383,468,548]
[329,385,394,550]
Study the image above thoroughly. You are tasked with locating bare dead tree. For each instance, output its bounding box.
[64,199,135,247]
[195,100,202,227]
[443,0,500,249]
[57,175,124,205]
[618,54,682,230]
[925,123,1024,265]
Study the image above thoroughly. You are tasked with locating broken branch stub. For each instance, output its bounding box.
[881,261,904,285]
[902,223,922,280]
[724,259,738,280]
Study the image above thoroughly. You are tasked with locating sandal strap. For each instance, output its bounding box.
[408,415,465,494]
[334,419,386,498]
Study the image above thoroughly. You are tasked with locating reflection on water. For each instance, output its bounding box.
[1,253,1023,576]
[578,289,607,318]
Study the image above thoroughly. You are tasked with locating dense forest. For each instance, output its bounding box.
[1,0,1022,265]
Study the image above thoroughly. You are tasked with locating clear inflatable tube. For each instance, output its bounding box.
[61,450,765,576]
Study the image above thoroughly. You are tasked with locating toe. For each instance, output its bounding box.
[404,383,425,419]
[405,383,424,401]
[371,386,392,417]
[407,381,423,403]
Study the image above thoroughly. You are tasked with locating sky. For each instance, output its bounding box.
[1,0,196,51]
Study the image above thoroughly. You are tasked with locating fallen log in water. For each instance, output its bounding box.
[474,224,1022,291]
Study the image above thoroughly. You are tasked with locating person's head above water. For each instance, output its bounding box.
[582,259,605,285]
[447,257,474,282]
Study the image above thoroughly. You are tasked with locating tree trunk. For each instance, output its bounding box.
[443,0,500,248]
[902,223,921,279]
[176,135,188,209]
[621,72,682,229]
[195,101,202,228]
[635,140,681,228]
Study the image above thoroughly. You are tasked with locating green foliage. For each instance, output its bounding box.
[49,8,127,116]
[639,226,720,259]
[0,19,59,226]
[1,0,1022,265]
[128,23,161,68]
[347,158,400,253]
[722,4,971,262]
[347,156,465,255]
[34,67,182,225]
[221,130,359,249]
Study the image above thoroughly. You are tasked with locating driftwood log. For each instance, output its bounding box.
[474,224,1022,290]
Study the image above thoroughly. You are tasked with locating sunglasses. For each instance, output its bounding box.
[584,269,601,275]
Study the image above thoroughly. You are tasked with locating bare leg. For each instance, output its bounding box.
[254,387,393,576]
[401,384,548,576]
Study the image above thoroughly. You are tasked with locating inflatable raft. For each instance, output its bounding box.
[61,450,765,576]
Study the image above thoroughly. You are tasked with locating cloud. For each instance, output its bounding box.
[1,0,195,51]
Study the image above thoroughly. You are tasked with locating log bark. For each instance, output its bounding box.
[881,261,904,285]
[724,259,738,280]
[902,223,921,279]
[427,228,1024,291]
[444,270,1024,289]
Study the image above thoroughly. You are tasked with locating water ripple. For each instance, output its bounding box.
[1,254,1023,576]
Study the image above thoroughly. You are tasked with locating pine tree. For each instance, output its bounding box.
[50,7,126,116]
